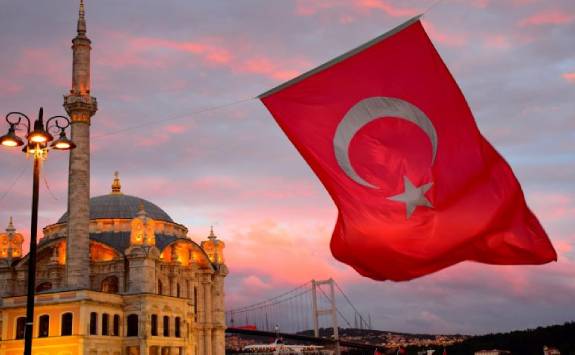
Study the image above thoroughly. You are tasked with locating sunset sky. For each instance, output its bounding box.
[0,0,573,335]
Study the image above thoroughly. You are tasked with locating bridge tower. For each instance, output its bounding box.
[311,278,340,355]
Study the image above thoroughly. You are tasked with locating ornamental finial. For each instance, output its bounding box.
[111,171,122,194]
[6,217,15,234]
[208,225,217,240]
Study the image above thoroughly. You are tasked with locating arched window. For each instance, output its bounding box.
[38,315,50,337]
[15,317,26,339]
[127,314,138,337]
[151,314,158,336]
[158,280,163,295]
[102,313,110,336]
[113,315,120,336]
[100,276,119,294]
[175,317,181,338]
[61,313,73,336]
[163,316,170,337]
[89,312,98,335]
[35,282,52,292]
[177,284,180,298]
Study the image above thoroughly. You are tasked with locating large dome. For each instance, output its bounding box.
[57,194,174,224]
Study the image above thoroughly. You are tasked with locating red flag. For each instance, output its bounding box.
[259,16,556,281]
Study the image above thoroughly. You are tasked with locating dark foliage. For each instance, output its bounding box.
[413,322,575,355]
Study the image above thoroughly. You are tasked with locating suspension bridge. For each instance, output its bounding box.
[226,279,377,353]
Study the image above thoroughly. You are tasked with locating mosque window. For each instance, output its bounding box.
[177,283,181,298]
[151,314,158,336]
[35,282,52,292]
[127,314,138,337]
[175,317,181,337]
[101,276,119,294]
[158,280,163,295]
[186,280,191,298]
[102,313,110,335]
[89,312,98,335]
[113,315,120,336]
[163,316,170,337]
[193,287,198,322]
[15,317,25,339]
[61,313,73,336]
[38,315,50,337]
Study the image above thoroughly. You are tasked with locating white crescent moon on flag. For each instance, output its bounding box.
[333,96,438,188]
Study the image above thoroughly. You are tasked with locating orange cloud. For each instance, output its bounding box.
[563,72,575,83]
[519,10,574,27]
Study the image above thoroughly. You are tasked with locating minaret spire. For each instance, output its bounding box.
[77,0,86,36]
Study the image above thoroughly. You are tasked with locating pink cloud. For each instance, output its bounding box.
[471,0,490,8]
[562,72,575,83]
[530,192,575,222]
[164,124,187,134]
[422,20,467,47]
[224,220,355,285]
[295,0,337,16]
[484,34,511,49]
[239,57,302,81]
[135,122,191,147]
[97,32,310,82]
[519,10,574,27]
[353,0,419,17]
[554,240,572,256]
[130,37,233,66]
[0,79,24,96]
[295,0,419,18]
[12,48,68,87]
[242,275,271,289]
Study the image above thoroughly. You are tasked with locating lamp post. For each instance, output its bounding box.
[0,107,75,355]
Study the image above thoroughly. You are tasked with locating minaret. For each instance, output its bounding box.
[63,0,97,289]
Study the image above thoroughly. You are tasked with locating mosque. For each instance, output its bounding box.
[0,2,227,354]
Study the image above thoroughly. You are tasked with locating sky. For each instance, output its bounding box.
[0,0,574,335]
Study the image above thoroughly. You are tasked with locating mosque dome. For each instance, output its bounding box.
[57,194,173,224]
[57,172,173,224]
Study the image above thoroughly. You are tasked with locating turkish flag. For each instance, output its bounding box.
[259,16,556,281]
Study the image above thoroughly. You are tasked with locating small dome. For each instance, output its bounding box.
[57,194,173,224]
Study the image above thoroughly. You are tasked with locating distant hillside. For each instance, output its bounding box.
[298,328,467,349]
[299,322,575,354]
[442,322,575,355]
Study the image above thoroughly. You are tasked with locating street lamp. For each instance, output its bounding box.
[0,107,74,355]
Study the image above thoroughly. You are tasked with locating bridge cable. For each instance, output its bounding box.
[334,280,368,328]
[317,283,353,328]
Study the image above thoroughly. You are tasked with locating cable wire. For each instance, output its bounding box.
[93,97,254,139]
[0,163,29,203]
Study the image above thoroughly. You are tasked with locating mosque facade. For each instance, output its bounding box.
[0,2,227,354]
